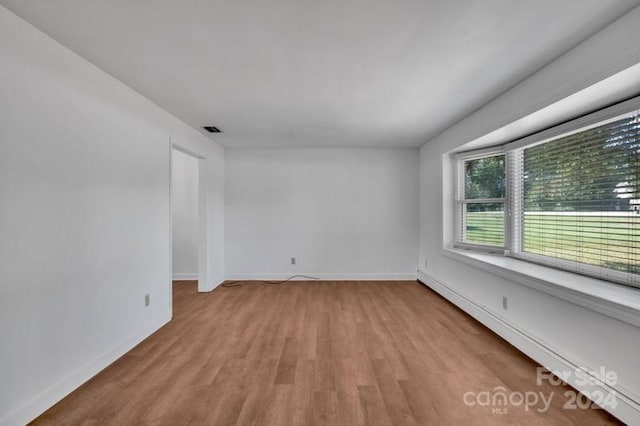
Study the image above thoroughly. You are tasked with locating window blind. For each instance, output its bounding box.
[512,110,640,285]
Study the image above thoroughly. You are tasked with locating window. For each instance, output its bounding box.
[455,97,640,287]
[456,152,506,250]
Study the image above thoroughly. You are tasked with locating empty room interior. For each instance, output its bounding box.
[2,1,640,425]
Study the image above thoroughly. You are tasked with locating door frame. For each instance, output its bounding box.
[169,140,210,295]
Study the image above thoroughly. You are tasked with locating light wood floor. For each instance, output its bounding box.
[33,280,620,425]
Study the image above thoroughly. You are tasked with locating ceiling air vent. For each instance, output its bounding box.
[203,126,222,133]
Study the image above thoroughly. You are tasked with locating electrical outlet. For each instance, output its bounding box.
[502,296,508,310]
[145,294,150,307]
[424,259,428,269]
[291,257,296,265]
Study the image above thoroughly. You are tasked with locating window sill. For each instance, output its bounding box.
[441,247,640,328]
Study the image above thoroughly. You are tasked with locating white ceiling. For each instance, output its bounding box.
[2,0,639,148]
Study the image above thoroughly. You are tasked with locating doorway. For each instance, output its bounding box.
[170,144,209,303]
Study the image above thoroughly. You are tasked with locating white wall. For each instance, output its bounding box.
[419,6,640,424]
[171,149,199,279]
[225,148,418,279]
[0,6,224,425]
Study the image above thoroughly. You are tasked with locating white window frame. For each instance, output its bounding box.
[454,147,508,254]
[453,95,640,288]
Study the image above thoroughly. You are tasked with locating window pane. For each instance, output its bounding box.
[464,203,504,246]
[523,213,640,274]
[523,112,640,275]
[465,155,505,199]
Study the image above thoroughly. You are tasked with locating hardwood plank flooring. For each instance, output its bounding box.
[32,280,621,425]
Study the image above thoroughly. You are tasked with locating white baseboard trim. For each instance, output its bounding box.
[172,273,198,280]
[0,316,171,426]
[225,272,417,281]
[416,268,640,425]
